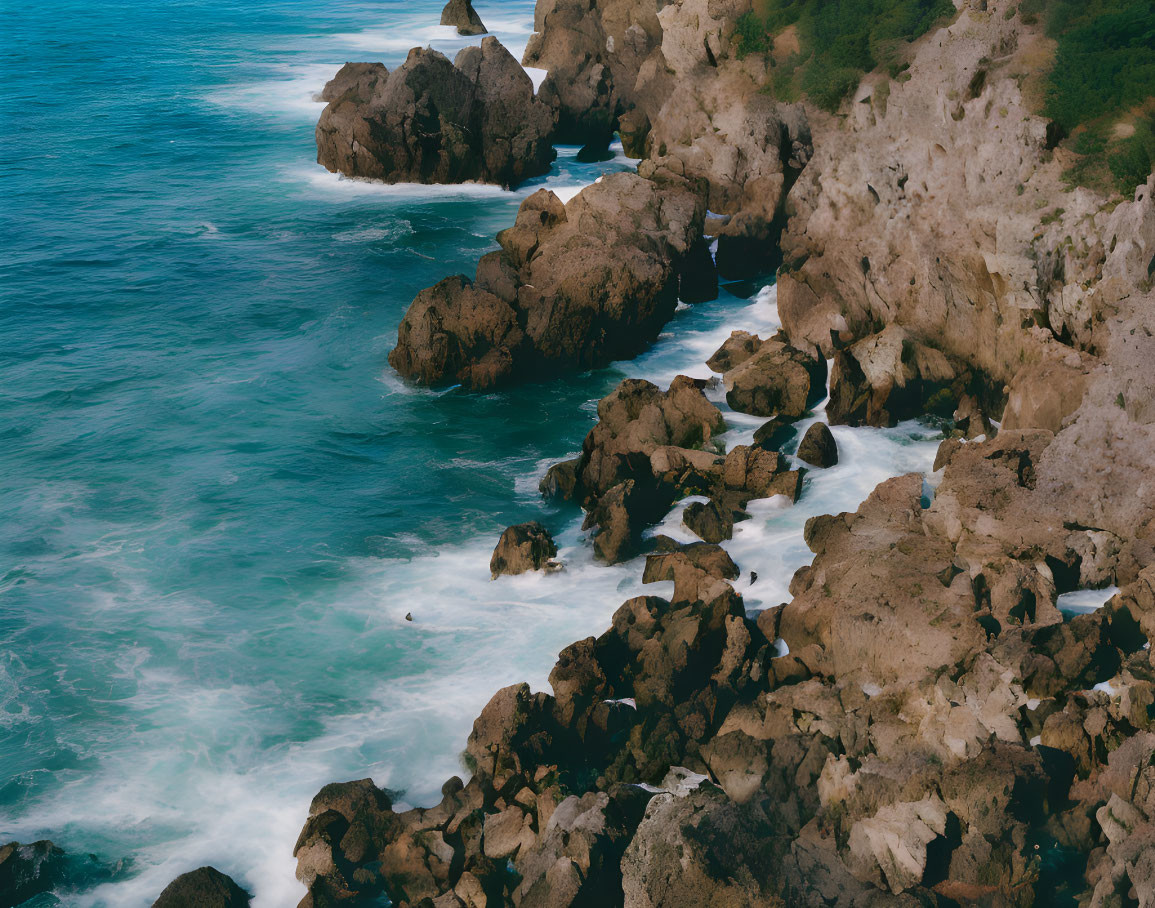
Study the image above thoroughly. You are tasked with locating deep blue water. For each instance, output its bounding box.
[0,1,942,904]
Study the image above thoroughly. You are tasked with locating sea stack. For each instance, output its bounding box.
[440,0,487,35]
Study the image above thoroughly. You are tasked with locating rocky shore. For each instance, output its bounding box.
[285,0,1155,904]
[7,0,1152,905]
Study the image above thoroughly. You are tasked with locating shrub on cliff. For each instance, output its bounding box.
[1025,0,1155,196]
[736,0,954,110]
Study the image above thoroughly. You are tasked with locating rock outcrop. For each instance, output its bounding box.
[490,522,560,578]
[152,867,251,908]
[316,39,554,188]
[389,174,714,389]
[522,0,811,273]
[440,0,486,36]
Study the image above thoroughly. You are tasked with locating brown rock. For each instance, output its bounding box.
[316,40,554,188]
[440,0,486,35]
[490,522,559,578]
[724,336,826,419]
[391,175,713,389]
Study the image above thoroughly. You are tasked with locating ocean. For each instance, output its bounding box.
[0,1,942,903]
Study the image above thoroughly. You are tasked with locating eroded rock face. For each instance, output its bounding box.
[316,39,554,188]
[389,174,714,389]
[490,522,559,578]
[152,867,251,908]
[521,0,663,152]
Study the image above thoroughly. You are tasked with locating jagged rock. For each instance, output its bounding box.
[521,0,662,152]
[490,522,559,578]
[578,377,725,501]
[796,423,837,468]
[724,335,826,418]
[390,175,713,389]
[316,39,554,188]
[0,841,66,908]
[440,0,486,36]
[564,376,725,563]
[152,867,251,908]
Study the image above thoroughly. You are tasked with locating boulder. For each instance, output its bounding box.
[796,423,837,468]
[440,0,486,35]
[490,522,559,578]
[390,175,713,389]
[152,867,251,908]
[316,39,554,188]
[724,336,826,419]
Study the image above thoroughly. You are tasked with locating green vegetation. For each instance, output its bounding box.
[735,0,955,111]
[1024,0,1155,195]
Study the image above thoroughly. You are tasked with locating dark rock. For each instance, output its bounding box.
[316,39,554,188]
[152,867,251,908]
[490,522,559,578]
[390,175,711,389]
[796,422,837,468]
[826,327,968,428]
[440,0,486,36]
[0,840,66,908]
[683,499,734,543]
[539,457,581,501]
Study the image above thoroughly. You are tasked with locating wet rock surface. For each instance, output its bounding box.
[0,841,66,908]
[316,39,554,188]
[389,174,714,389]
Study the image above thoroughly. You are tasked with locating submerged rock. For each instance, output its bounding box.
[316,38,554,188]
[440,0,486,35]
[490,522,559,578]
[389,174,713,389]
[152,867,251,908]
[0,840,65,908]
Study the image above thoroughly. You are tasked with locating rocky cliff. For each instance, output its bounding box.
[228,0,1155,906]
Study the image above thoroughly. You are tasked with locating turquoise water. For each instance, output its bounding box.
[0,1,943,904]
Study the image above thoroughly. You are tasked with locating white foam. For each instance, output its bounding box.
[1056,586,1120,615]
